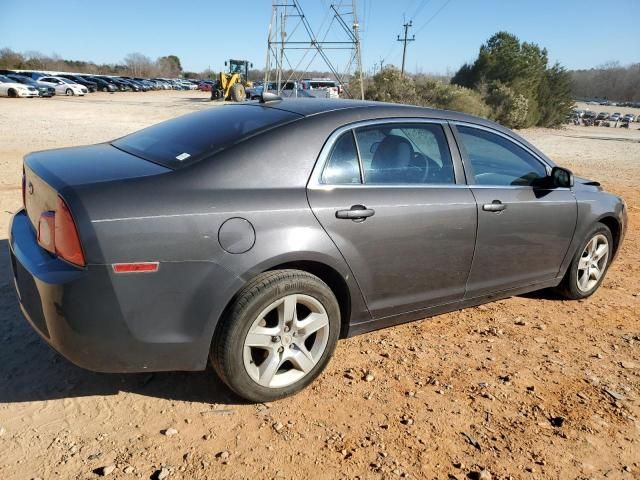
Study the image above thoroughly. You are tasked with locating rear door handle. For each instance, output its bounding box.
[482,200,506,212]
[336,205,375,221]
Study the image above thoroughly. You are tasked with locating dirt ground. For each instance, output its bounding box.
[0,91,638,480]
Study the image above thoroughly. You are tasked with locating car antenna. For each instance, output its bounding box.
[260,92,282,103]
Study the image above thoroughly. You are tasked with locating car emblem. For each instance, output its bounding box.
[28,182,34,195]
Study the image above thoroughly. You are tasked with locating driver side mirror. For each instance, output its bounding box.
[550,166,573,188]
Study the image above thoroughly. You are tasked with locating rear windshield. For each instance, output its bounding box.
[112,105,300,169]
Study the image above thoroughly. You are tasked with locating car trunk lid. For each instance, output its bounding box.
[24,143,169,231]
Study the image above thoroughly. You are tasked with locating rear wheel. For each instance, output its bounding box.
[555,223,613,299]
[211,270,340,402]
[230,83,246,102]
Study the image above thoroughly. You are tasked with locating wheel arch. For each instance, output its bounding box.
[597,215,621,256]
[264,260,352,339]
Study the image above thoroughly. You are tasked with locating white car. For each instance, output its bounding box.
[0,75,39,98]
[37,76,87,96]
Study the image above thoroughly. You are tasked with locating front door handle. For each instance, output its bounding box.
[482,200,506,212]
[336,205,375,221]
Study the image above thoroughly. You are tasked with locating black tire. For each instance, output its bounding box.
[8,89,17,98]
[211,270,340,402]
[555,223,613,300]
[102,86,108,92]
[66,88,74,96]
[230,83,246,102]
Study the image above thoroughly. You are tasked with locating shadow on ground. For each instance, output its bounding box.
[0,239,242,406]
[176,97,215,103]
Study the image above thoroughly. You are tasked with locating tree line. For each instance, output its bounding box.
[0,48,184,78]
[570,62,640,102]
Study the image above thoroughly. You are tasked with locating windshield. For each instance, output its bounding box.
[111,105,300,169]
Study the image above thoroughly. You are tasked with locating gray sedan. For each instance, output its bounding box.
[9,99,627,402]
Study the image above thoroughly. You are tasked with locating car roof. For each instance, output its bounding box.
[245,98,506,131]
[238,98,554,166]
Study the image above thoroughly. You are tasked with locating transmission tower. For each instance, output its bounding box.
[264,0,364,100]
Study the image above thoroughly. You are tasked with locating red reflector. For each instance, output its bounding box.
[112,262,159,273]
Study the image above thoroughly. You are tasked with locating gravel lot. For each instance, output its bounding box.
[0,91,638,479]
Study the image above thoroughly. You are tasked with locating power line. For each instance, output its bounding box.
[414,0,453,35]
[410,0,431,21]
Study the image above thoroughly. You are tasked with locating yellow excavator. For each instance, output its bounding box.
[211,59,254,102]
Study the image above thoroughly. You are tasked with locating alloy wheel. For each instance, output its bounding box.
[243,294,330,388]
[576,233,609,292]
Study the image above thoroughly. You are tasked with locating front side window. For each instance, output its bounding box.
[321,131,361,184]
[355,123,454,184]
[456,126,547,186]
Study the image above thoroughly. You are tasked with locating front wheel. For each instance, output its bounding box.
[211,270,340,402]
[555,223,613,299]
[66,88,74,96]
[230,83,246,102]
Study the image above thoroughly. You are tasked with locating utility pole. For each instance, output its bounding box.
[379,58,385,71]
[396,20,415,77]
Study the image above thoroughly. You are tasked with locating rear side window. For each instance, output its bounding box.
[112,105,300,169]
[321,132,361,184]
[456,126,547,186]
[355,123,454,184]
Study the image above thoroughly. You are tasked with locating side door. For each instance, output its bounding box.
[451,123,577,297]
[307,120,477,320]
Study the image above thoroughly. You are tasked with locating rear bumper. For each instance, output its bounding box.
[9,209,229,373]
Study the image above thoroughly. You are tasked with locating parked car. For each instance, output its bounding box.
[198,80,215,92]
[58,74,98,93]
[150,78,172,89]
[0,74,39,97]
[83,76,117,92]
[300,78,341,98]
[622,113,635,122]
[37,76,86,96]
[9,100,627,402]
[609,113,622,122]
[115,78,141,92]
[596,112,609,121]
[93,76,128,92]
[15,71,46,80]
[6,74,55,97]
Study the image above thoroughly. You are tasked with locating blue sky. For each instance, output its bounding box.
[2,0,639,74]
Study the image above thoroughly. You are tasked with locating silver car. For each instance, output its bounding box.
[9,99,627,402]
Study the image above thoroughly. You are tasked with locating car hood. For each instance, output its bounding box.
[25,143,170,190]
[574,175,603,192]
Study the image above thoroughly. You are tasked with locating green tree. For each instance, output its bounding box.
[451,32,571,128]
[537,64,575,126]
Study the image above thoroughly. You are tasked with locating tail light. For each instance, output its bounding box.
[21,167,26,208]
[37,196,86,267]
